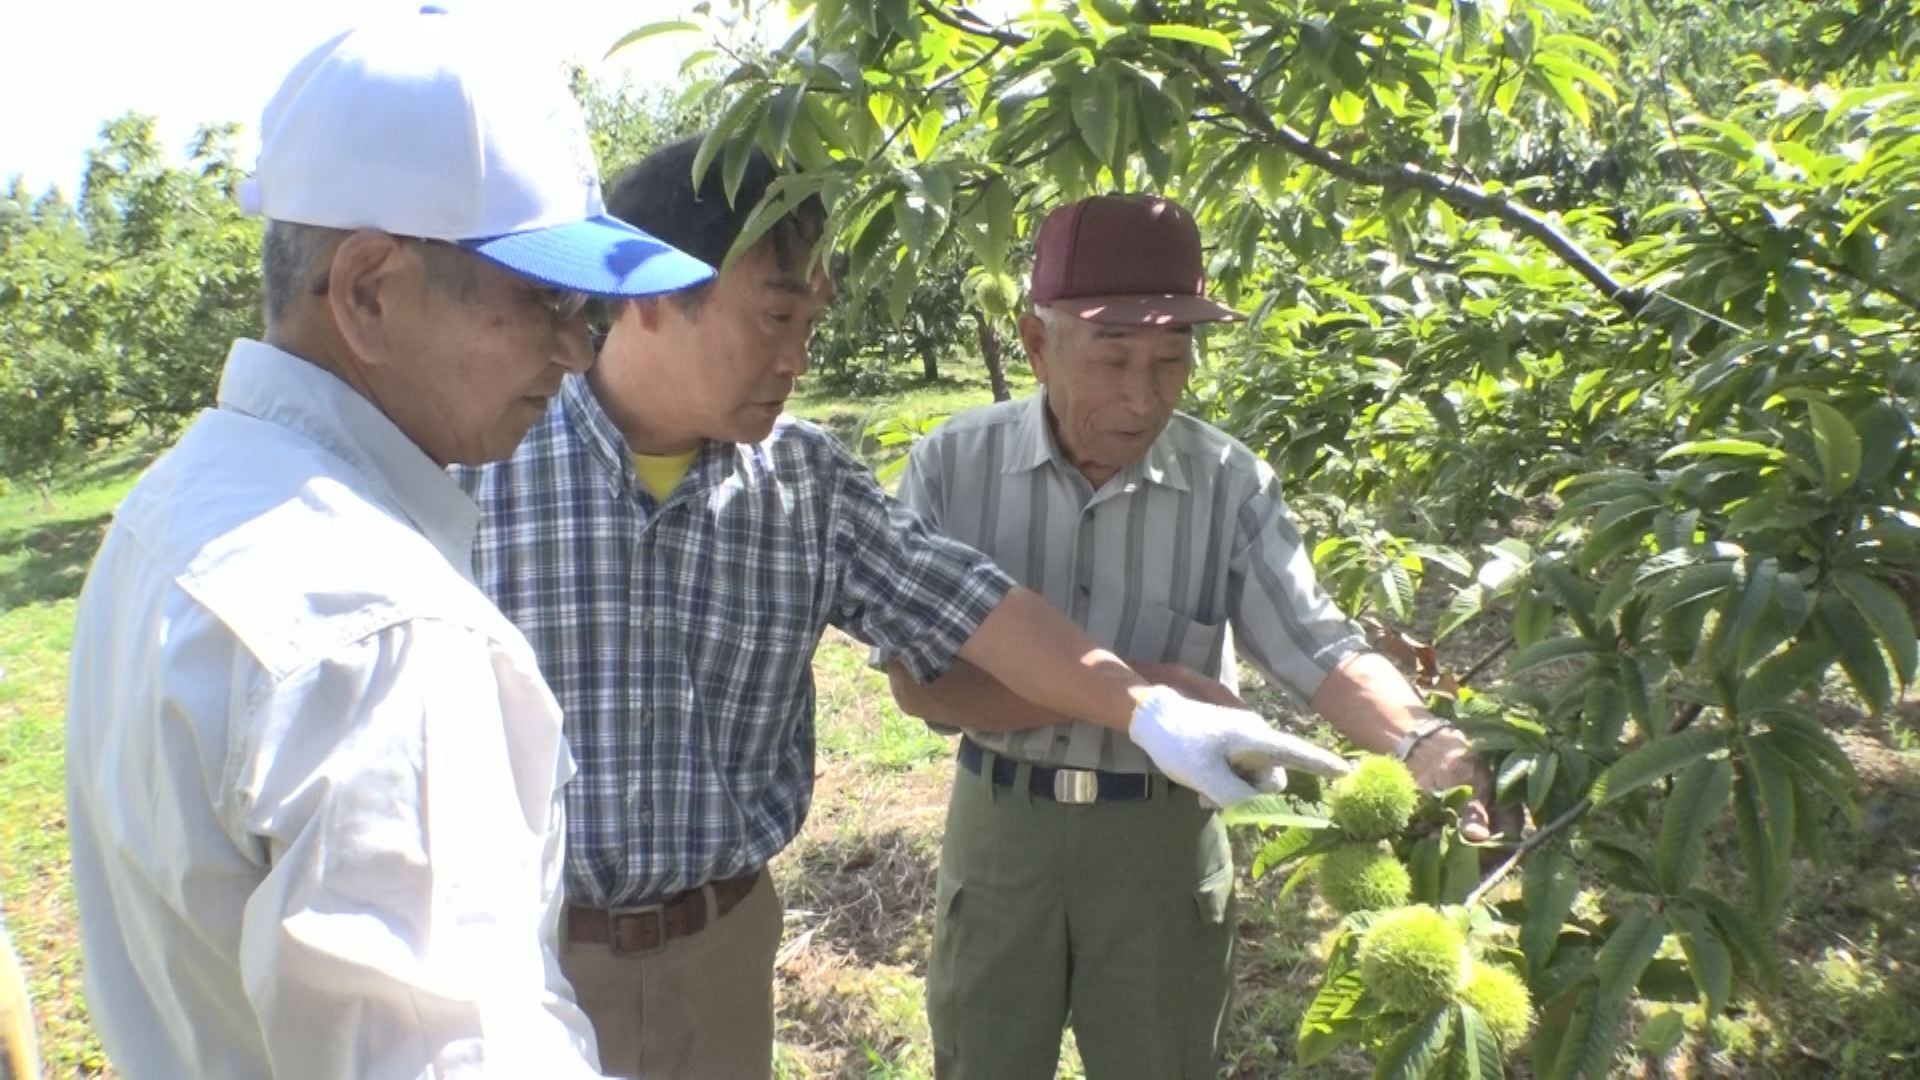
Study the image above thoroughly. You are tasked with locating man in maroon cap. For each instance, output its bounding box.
[881,194,1487,1079]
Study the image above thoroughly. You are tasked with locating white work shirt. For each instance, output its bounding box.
[65,340,604,1078]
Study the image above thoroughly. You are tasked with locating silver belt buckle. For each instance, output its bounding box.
[1052,768,1099,804]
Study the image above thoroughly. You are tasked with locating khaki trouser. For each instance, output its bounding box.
[1,923,38,1080]
[560,870,783,1080]
[928,748,1236,1080]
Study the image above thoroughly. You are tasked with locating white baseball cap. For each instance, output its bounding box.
[239,6,713,298]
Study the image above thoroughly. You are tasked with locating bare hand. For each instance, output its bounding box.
[1403,729,1496,843]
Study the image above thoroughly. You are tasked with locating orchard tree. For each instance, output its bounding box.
[630,1,1920,1075]
[0,115,262,483]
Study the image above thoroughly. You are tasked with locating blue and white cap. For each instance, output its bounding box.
[239,6,713,298]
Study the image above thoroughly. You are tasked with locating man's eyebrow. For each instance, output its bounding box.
[763,276,814,297]
[1091,325,1194,340]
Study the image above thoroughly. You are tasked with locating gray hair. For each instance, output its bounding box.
[1032,303,1072,345]
[262,222,483,325]
[261,221,347,323]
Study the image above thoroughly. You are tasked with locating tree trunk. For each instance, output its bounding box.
[919,343,939,383]
[975,312,1010,402]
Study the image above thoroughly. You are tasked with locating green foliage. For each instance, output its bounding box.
[1358,906,1469,1014]
[1327,755,1422,841]
[0,77,722,483]
[627,0,1920,1072]
[1,117,261,480]
[1319,842,1414,915]
[569,68,718,185]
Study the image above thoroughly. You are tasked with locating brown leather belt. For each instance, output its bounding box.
[565,871,761,954]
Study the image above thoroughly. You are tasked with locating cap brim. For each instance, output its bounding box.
[461,215,715,298]
[1049,293,1245,326]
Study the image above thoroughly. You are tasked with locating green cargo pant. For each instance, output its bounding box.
[927,747,1235,1080]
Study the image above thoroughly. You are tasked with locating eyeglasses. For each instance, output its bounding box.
[409,236,590,324]
[531,285,591,324]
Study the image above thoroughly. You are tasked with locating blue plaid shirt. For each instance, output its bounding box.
[455,375,1013,907]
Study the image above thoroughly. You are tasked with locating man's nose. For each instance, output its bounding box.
[773,335,810,378]
[1120,368,1157,413]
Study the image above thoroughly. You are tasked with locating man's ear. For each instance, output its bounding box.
[625,294,674,333]
[1018,311,1050,383]
[327,231,413,369]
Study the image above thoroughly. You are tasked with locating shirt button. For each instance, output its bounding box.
[641,802,655,824]
[640,708,654,724]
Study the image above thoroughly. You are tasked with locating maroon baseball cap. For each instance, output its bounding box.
[1030,194,1243,325]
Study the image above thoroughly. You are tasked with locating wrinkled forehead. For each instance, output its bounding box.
[1064,318,1196,352]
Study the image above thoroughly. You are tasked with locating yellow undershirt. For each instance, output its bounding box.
[632,448,699,503]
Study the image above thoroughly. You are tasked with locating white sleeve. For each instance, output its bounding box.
[228,618,603,1079]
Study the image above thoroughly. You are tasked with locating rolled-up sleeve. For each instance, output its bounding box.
[826,442,1013,684]
[1229,473,1369,703]
[229,619,603,1078]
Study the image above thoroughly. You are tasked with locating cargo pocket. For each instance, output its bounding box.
[1193,863,1233,927]
[1187,864,1238,1078]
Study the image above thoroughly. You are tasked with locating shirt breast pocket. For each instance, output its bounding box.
[686,588,816,694]
[1129,601,1231,683]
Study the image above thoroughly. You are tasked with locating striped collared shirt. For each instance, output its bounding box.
[889,391,1367,773]
[456,375,1013,907]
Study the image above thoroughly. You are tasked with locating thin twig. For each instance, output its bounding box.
[1459,635,1516,688]
[1169,49,1647,313]
[1654,69,1759,257]
[925,40,1005,96]
[1668,700,1707,735]
[1656,65,1920,318]
[918,0,1024,47]
[917,0,1651,315]
[1464,797,1590,908]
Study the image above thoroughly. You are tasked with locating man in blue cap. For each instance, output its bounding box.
[63,10,710,1076]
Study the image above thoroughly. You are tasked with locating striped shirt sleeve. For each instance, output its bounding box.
[1228,466,1369,702]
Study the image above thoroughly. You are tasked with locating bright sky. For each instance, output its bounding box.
[0,0,750,197]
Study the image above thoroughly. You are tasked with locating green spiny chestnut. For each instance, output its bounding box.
[1326,755,1420,840]
[1317,842,1412,914]
[1460,960,1533,1051]
[1356,905,1467,1012]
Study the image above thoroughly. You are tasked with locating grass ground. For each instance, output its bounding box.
[3,354,1917,1077]
[1,441,161,1077]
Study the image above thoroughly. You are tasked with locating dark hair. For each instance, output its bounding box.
[605,133,827,308]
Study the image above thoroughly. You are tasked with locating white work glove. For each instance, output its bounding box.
[1129,687,1351,808]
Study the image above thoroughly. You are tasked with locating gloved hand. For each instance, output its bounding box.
[1129,686,1351,808]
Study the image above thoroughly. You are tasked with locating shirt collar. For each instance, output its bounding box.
[559,372,745,503]
[216,339,480,570]
[560,371,635,492]
[1002,389,1190,494]
[1003,391,1056,474]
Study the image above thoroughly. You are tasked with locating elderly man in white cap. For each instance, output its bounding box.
[62,9,711,1077]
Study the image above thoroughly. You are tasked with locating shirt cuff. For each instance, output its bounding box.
[1282,630,1371,703]
[881,562,1015,685]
